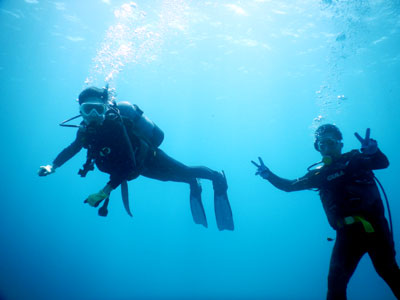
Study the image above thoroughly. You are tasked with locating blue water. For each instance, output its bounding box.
[1,1,399,299]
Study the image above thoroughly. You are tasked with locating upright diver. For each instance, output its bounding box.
[252,124,400,299]
[38,86,234,231]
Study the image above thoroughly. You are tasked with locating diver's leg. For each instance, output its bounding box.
[141,149,233,230]
[368,222,400,299]
[141,149,214,227]
[327,228,365,300]
[141,148,220,183]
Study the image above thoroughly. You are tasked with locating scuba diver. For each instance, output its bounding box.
[38,86,234,231]
[252,124,400,300]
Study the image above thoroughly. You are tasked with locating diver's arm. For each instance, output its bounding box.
[267,171,315,192]
[108,174,125,190]
[52,130,84,169]
[84,183,113,207]
[102,183,113,195]
[352,148,389,170]
[39,130,84,176]
[107,167,133,190]
[353,128,389,170]
[365,147,389,169]
[252,157,316,192]
[83,162,127,206]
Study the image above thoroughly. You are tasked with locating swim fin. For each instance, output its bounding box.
[213,171,234,231]
[190,179,208,228]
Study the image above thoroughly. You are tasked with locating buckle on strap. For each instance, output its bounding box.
[343,216,375,233]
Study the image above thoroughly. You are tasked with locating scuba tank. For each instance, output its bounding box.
[117,101,164,148]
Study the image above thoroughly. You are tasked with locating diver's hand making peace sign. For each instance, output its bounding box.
[354,128,378,155]
[251,157,271,179]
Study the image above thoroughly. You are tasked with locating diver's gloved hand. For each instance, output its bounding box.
[38,165,55,176]
[354,128,378,155]
[84,190,109,207]
[251,157,271,179]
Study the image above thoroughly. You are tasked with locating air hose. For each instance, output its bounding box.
[374,175,393,240]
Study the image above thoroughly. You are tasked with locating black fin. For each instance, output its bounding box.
[190,180,207,228]
[213,171,234,231]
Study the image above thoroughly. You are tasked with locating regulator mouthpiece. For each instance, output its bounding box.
[322,156,333,166]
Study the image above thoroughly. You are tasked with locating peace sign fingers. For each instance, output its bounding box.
[365,128,371,143]
[354,128,371,147]
[258,157,266,168]
[251,157,271,178]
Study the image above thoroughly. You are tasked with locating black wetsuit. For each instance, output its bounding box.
[266,149,400,300]
[53,110,220,190]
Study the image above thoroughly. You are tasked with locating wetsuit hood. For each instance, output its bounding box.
[79,86,109,105]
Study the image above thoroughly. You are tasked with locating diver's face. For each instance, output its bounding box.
[80,97,107,126]
[316,134,343,158]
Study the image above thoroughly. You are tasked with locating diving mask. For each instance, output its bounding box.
[80,102,107,125]
[317,137,340,152]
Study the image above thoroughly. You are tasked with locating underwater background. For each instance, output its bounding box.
[1,0,400,299]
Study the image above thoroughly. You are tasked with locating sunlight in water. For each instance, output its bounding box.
[86,0,188,87]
